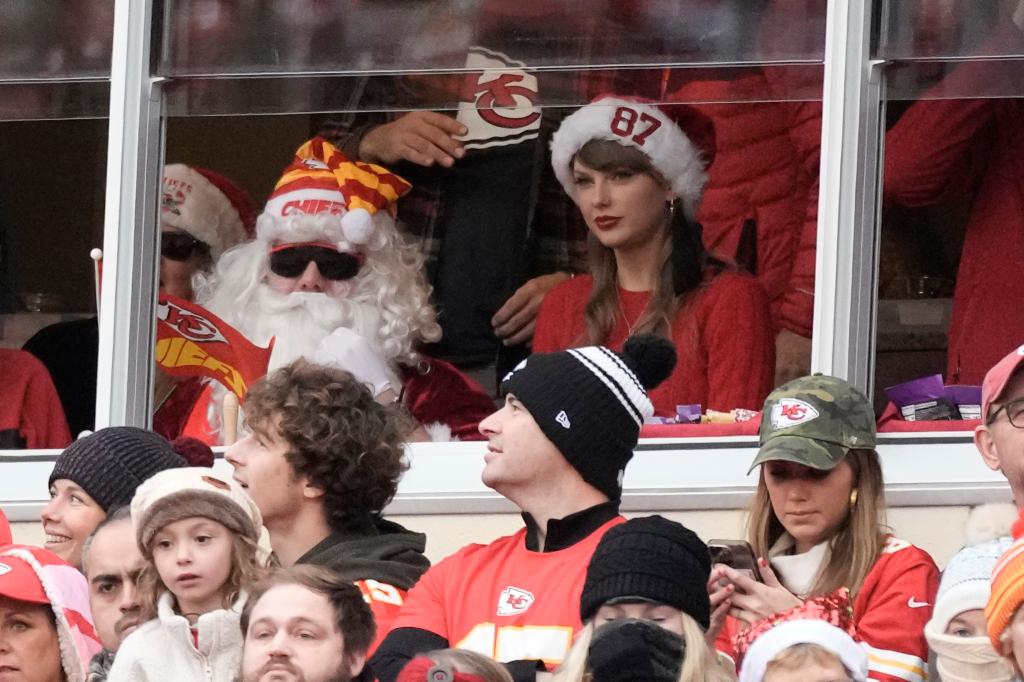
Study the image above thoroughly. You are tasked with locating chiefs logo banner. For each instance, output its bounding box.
[155,295,273,399]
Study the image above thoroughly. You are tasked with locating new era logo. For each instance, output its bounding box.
[497,586,535,616]
[770,398,819,429]
[555,410,571,429]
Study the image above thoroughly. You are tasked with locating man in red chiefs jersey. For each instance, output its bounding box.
[369,334,676,682]
[226,360,429,656]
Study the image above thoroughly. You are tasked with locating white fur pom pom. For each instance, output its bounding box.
[966,503,1018,545]
[341,208,375,245]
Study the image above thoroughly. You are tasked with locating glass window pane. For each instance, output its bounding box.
[0,120,107,444]
[155,59,822,443]
[874,3,1024,423]
[157,0,826,76]
[0,1,113,79]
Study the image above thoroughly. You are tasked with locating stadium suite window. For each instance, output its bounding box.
[873,0,1024,430]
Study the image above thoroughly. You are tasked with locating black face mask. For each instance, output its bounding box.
[587,618,686,682]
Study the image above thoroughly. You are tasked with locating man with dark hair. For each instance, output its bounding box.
[81,507,145,681]
[225,359,429,653]
[240,565,376,682]
[370,335,675,682]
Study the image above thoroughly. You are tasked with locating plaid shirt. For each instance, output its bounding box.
[315,69,610,282]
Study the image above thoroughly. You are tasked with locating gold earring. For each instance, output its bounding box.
[849,489,859,509]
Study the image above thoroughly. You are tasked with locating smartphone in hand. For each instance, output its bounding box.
[708,539,763,583]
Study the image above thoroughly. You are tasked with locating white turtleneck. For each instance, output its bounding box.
[768,533,830,598]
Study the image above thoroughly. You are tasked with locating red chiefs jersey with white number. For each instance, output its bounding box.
[718,537,938,682]
[388,517,624,668]
[355,579,408,656]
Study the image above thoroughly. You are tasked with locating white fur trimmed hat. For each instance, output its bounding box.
[131,467,262,557]
[550,95,715,218]
[161,164,256,259]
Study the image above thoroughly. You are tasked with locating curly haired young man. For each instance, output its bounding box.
[225,359,429,654]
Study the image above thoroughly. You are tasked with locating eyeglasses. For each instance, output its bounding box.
[267,242,364,281]
[987,398,1024,428]
[161,231,209,262]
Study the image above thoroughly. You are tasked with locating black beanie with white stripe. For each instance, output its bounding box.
[502,334,676,500]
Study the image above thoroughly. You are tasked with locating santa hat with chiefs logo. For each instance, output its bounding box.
[550,95,715,219]
[0,544,102,682]
[162,164,257,259]
[259,137,412,250]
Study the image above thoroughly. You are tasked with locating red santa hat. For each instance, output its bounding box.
[161,164,256,259]
[261,137,412,248]
[550,95,715,218]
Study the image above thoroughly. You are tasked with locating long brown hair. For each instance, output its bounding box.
[747,449,887,597]
[138,530,265,619]
[573,140,721,347]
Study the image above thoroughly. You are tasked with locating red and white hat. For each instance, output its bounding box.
[0,545,102,682]
[982,343,1024,421]
[550,95,715,218]
[161,164,257,259]
[262,137,412,247]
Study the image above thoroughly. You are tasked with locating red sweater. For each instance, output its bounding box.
[533,272,775,414]
[0,349,71,449]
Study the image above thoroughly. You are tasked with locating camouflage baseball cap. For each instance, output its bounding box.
[748,375,876,474]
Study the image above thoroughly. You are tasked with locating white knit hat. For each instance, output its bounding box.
[131,466,262,557]
[739,619,869,682]
[549,95,714,219]
[928,504,1017,633]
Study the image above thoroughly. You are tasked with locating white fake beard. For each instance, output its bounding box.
[240,284,386,371]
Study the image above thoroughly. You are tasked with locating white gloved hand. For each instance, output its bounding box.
[313,327,398,398]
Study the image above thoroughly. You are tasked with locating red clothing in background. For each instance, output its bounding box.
[0,349,71,448]
[884,33,1024,385]
[533,271,775,414]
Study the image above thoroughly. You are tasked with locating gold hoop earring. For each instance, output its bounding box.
[849,489,858,510]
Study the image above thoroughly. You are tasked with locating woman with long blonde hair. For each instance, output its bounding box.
[534,95,774,415]
[707,375,938,682]
[554,516,735,682]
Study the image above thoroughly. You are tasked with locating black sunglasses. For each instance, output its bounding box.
[268,242,364,281]
[161,231,209,262]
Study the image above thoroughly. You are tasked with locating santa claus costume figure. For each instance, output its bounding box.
[188,137,495,442]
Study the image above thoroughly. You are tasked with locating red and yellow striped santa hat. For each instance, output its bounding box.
[262,137,411,246]
[986,508,1024,649]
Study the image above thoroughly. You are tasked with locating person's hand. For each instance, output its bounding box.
[717,561,802,625]
[492,272,571,346]
[312,327,397,398]
[774,328,812,386]
[358,111,468,168]
[705,564,736,647]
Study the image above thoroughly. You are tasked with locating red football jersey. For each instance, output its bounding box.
[356,579,408,656]
[389,517,625,669]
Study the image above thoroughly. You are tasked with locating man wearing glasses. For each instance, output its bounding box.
[976,344,1024,508]
[192,136,494,443]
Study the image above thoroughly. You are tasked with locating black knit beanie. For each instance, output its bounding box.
[587,618,685,682]
[48,427,188,512]
[580,515,711,629]
[501,334,675,500]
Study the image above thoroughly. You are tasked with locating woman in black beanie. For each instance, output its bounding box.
[553,515,734,682]
[40,426,187,567]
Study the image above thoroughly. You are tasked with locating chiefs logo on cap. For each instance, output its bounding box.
[770,398,820,429]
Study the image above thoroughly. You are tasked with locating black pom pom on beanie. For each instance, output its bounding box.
[49,427,188,513]
[501,334,676,500]
[580,515,711,629]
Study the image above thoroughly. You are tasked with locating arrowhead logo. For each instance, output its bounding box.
[770,398,820,429]
[555,410,571,429]
[497,586,535,616]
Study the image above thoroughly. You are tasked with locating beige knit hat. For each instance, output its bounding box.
[130,467,262,557]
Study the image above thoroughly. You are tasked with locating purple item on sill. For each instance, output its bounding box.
[947,384,982,421]
[885,374,957,421]
[676,404,702,424]
[644,416,674,425]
